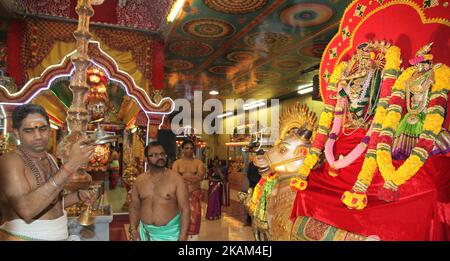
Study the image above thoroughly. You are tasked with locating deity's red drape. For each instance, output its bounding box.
[291,129,450,241]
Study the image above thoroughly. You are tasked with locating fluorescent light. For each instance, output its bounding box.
[243,100,266,110]
[0,105,6,135]
[209,90,219,95]
[298,87,313,95]
[167,0,186,22]
[297,83,313,90]
[217,111,233,118]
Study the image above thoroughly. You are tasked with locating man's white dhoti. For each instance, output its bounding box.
[0,211,68,241]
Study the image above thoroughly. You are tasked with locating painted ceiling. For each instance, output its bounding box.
[163,0,351,101]
[0,0,353,122]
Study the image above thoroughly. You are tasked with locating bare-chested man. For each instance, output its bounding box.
[0,104,97,241]
[129,141,189,241]
[172,140,205,240]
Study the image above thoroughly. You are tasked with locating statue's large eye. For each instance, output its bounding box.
[294,146,309,158]
[279,145,288,155]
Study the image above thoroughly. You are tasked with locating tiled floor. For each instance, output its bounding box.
[197,189,255,241]
[108,188,255,241]
[105,184,127,215]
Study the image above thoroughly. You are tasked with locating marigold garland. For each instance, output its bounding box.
[376,64,450,192]
[290,62,347,190]
[341,46,402,209]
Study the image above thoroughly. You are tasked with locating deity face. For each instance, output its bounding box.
[349,78,364,100]
[415,61,431,73]
[14,113,50,153]
[253,132,310,175]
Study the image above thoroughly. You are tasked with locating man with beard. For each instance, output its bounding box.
[0,104,97,240]
[172,139,205,240]
[128,141,189,241]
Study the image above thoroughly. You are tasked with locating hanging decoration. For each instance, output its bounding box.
[86,67,109,122]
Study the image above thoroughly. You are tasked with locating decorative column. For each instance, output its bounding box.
[57,0,104,191]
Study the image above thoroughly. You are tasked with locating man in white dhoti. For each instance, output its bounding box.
[0,104,97,240]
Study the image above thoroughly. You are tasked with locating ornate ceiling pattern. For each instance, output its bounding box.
[164,0,351,100]
[203,0,268,14]
[0,0,352,103]
[13,0,173,32]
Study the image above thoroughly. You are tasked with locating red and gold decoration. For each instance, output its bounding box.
[86,144,110,172]
[289,0,450,241]
[86,67,109,121]
[9,16,157,88]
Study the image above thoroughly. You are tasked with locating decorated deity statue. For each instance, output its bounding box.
[375,43,450,202]
[392,43,441,159]
[339,43,449,209]
[290,41,401,197]
[239,103,317,240]
[326,41,390,177]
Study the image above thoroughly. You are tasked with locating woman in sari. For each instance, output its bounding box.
[206,159,225,220]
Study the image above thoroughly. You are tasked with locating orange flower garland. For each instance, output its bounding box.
[290,62,347,191]
[376,63,450,200]
[341,45,402,210]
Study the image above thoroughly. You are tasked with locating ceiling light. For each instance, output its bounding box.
[243,100,266,110]
[297,83,313,90]
[217,111,233,118]
[209,90,219,95]
[167,0,186,22]
[297,87,313,95]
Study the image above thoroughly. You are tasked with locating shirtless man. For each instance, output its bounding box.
[0,104,97,241]
[129,141,189,241]
[172,140,205,240]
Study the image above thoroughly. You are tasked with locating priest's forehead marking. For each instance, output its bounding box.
[24,118,49,128]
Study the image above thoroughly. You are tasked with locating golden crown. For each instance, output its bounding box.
[416,42,433,57]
